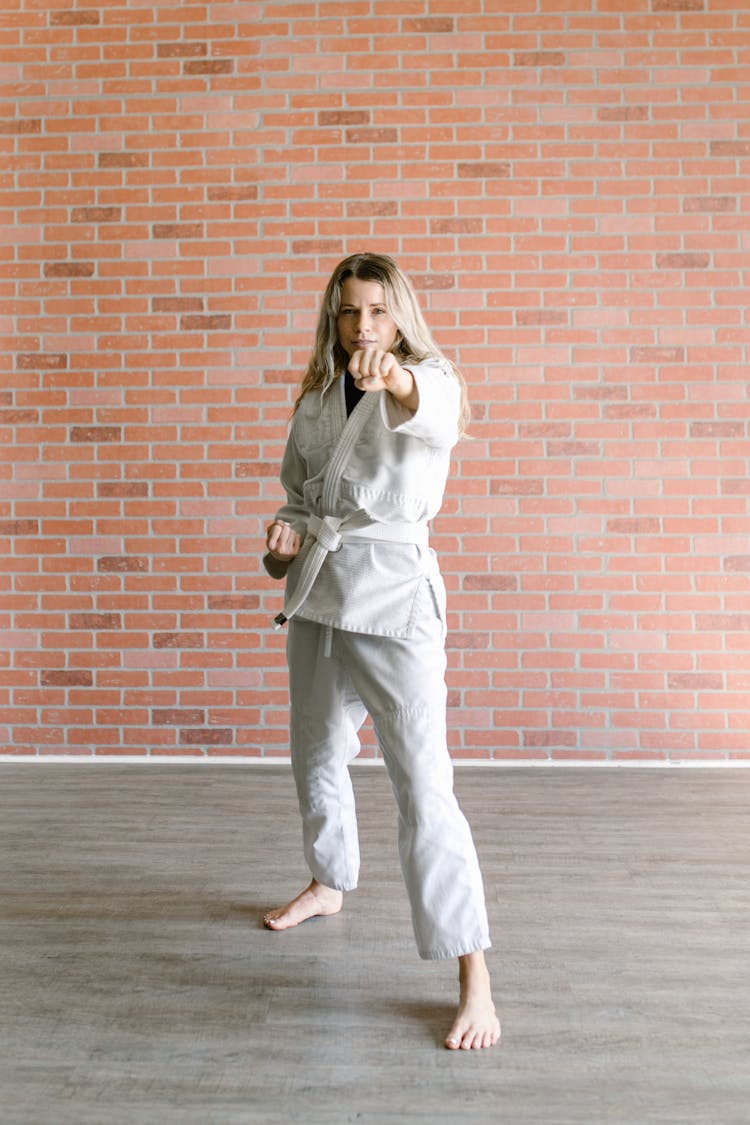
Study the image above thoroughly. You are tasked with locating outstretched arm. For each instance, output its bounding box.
[348,348,420,413]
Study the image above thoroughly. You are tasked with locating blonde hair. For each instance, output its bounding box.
[294,252,470,436]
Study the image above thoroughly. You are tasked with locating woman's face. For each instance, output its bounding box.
[336,276,398,358]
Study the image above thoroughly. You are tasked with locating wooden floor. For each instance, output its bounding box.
[1,765,748,1125]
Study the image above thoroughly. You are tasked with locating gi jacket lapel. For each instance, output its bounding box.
[320,380,378,516]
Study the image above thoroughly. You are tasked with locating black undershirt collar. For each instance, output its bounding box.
[344,370,365,417]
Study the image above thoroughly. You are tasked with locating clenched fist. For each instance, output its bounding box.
[348,348,419,410]
[266,520,301,562]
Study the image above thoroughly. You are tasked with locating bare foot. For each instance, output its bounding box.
[263,879,343,931]
[445,951,501,1050]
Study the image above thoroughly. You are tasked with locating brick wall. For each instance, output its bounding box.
[3,1,750,761]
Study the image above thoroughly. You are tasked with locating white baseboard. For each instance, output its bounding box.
[2,755,749,768]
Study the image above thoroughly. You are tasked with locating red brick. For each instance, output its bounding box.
[464,575,518,592]
[151,298,204,313]
[153,709,205,725]
[206,186,258,201]
[43,262,98,280]
[17,352,68,368]
[184,60,233,75]
[403,17,454,33]
[608,519,661,538]
[50,10,100,24]
[458,162,510,178]
[71,207,121,222]
[98,152,149,168]
[41,670,94,686]
[653,0,703,8]
[153,223,203,239]
[696,613,750,632]
[346,127,399,144]
[319,111,370,126]
[97,556,149,572]
[656,253,710,269]
[208,595,260,609]
[98,482,149,498]
[491,479,544,496]
[70,427,121,443]
[514,52,566,66]
[630,346,685,363]
[0,119,41,135]
[69,613,121,630]
[683,196,736,212]
[153,633,204,648]
[690,421,744,438]
[709,143,750,159]
[157,43,207,59]
[0,519,39,535]
[598,107,649,122]
[180,314,232,330]
[180,728,233,744]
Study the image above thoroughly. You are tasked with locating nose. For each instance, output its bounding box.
[355,309,372,334]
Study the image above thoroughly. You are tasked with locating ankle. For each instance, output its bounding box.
[458,951,490,986]
[310,879,342,902]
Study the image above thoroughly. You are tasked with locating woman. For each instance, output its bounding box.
[262,253,500,1051]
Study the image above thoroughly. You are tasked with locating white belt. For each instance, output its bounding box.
[273,514,429,628]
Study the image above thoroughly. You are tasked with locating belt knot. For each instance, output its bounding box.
[310,515,342,553]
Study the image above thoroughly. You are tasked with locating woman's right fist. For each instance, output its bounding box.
[266,520,301,562]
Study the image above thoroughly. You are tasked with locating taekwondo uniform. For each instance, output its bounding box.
[264,359,491,960]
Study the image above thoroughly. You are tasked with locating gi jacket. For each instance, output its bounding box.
[264,358,461,639]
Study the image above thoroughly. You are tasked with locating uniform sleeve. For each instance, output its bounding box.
[380,358,461,450]
[262,423,309,580]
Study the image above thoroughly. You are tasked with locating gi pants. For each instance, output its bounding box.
[286,593,491,961]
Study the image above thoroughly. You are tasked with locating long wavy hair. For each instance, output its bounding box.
[294,252,470,436]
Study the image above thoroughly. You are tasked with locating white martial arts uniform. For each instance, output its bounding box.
[264,359,491,960]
